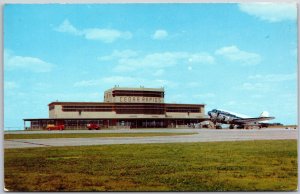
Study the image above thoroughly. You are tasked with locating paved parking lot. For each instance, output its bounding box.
[4,128,297,149]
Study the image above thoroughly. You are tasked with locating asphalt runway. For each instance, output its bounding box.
[4,128,298,149]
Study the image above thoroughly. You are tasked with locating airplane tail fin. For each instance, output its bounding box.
[260,111,269,117]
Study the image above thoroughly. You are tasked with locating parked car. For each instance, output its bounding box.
[86,123,100,130]
[46,124,65,131]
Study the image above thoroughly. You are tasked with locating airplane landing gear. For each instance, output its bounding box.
[212,121,222,129]
[216,125,222,129]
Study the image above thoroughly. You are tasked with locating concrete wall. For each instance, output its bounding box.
[104,91,113,102]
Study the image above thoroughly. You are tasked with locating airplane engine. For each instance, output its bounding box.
[210,112,217,118]
[208,111,218,122]
[217,114,223,121]
[227,117,234,122]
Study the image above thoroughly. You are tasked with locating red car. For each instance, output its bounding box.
[46,124,65,131]
[87,123,100,130]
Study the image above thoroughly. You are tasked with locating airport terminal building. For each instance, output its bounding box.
[24,87,208,129]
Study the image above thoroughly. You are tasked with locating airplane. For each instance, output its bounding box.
[207,109,275,129]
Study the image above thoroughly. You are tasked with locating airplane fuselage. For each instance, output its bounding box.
[208,109,275,129]
[208,109,240,124]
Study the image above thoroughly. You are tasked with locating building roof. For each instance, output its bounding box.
[48,102,205,106]
[48,102,115,106]
[104,86,164,93]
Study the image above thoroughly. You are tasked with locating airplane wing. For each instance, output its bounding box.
[233,116,275,124]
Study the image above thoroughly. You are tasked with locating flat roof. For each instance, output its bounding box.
[49,102,115,106]
[105,87,164,93]
[48,102,205,106]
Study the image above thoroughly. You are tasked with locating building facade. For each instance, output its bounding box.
[24,87,208,129]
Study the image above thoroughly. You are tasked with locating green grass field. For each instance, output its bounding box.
[4,132,195,139]
[4,140,297,191]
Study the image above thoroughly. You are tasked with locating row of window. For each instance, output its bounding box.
[63,109,113,112]
[115,104,164,114]
[116,109,164,115]
[58,105,201,113]
[166,107,201,113]
[61,105,113,112]
[115,105,164,108]
[112,90,164,97]
[62,109,199,113]
[30,119,200,128]
[63,106,113,108]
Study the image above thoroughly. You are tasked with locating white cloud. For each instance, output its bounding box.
[5,51,54,72]
[188,53,215,64]
[241,82,269,91]
[55,19,132,43]
[238,3,296,23]
[74,76,177,88]
[215,45,261,65]
[152,29,168,40]
[99,50,138,61]
[55,19,81,35]
[248,73,296,82]
[4,81,18,89]
[83,29,132,43]
[100,50,214,72]
[237,73,296,92]
[117,52,186,69]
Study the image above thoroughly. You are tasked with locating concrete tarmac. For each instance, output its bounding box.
[4,128,298,149]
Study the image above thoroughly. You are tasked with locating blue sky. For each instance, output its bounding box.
[4,3,297,129]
